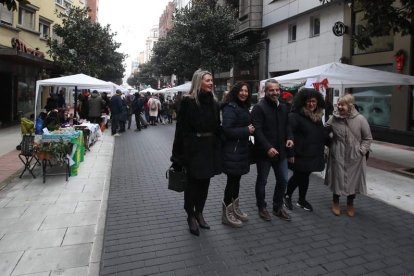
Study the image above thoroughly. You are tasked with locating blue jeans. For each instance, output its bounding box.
[255,157,288,211]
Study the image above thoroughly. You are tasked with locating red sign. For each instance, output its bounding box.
[11,37,45,58]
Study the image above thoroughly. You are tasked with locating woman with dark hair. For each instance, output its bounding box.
[171,69,222,236]
[284,88,326,212]
[221,82,255,227]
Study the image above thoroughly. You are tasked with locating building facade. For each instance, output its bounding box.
[0,0,84,125]
[259,0,414,145]
[159,2,174,39]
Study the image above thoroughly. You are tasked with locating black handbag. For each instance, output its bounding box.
[166,165,187,192]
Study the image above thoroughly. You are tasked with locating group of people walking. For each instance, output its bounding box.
[171,69,373,236]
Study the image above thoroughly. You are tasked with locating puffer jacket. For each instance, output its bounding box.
[221,102,251,176]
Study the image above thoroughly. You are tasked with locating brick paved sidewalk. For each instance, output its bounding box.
[101,124,414,275]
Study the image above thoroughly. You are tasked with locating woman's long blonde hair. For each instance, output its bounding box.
[188,69,215,106]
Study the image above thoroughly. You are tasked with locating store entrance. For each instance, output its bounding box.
[0,73,13,126]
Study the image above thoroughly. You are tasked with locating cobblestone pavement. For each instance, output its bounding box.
[101,124,414,276]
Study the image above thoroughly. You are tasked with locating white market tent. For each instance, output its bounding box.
[141,87,158,93]
[166,82,191,93]
[261,62,414,94]
[35,73,115,118]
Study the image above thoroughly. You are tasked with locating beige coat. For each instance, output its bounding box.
[324,109,372,196]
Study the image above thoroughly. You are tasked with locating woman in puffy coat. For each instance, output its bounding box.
[221,82,255,228]
[171,69,222,236]
[284,88,325,212]
[325,94,372,217]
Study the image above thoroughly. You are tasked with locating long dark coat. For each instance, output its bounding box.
[171,95,222,179]
[221,102,251,176]
[251,97,293,160]
[289,108,325,172]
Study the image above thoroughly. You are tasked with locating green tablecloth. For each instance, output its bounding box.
[41,130,85,176]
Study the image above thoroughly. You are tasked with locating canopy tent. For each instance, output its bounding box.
[141,87,158,93]
[35,73,115,119]
[166,82,191,93]
[261,62,414,95]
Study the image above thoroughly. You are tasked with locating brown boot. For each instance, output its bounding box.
[347,203,355,217]
[332,201,341,216]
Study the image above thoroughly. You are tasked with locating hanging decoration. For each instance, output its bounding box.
[394,50,405,73]
[312,78,329,91]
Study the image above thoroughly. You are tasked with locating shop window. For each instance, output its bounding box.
[0,3,13,25]
[18,7,35,30]
[310,16,320,37]
[353,65,394,127]
[353,10,393,55]
[39,20,50,39]
[288,24,296,43]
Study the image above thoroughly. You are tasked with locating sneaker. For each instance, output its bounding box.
[283,195,293,210]
[113,133,121,137]
[272,208,291,221]
[258,208,271,221]
[296,200,313,211]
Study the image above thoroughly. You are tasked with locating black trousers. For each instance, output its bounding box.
[224,174,241,206]
[184,176,210,216]
[134,112,142,130]
[286,170,311,202]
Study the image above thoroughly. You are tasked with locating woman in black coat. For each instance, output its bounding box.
[221,82,255,228]
[171,69,222,236]
[284,88,325,212]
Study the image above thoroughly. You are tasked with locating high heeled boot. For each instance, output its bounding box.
[187,215,199,236]
[195,212,210,229]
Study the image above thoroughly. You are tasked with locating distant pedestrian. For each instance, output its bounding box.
[325,94,372,217]
[88,90,105,124]
[251,79,294,222]
[221,82,254,228]
[171,69,221,236]
[110,89,123,136]
[284,88,326,212]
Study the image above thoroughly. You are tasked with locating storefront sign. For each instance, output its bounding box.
[11,37,45,58]
[332,21,347,37]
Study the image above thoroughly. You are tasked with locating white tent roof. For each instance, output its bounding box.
[35,73,115,118]
[141,87,158,93]
[166,82,191,93]
[262,62,414,92]
[36,74,115,89]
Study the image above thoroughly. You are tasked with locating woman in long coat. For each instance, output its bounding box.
[284,88,325,212]
[325,94,372,217]
[171,69,222,236]
[221,82,255,228]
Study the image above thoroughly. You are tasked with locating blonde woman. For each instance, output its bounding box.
[325,94,372,217]
[171,69,222,236]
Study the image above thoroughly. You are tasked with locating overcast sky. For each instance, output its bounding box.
[99,0,171,82]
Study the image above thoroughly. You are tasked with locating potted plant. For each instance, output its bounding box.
[35,138,72,163]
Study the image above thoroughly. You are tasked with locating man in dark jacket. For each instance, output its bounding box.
[251,79,294,222]
[110,90,123,136]
[88,90,105,124]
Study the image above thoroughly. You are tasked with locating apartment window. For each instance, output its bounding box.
[0,3,13,25]
[310,16,320,37]
[288,24,297,42]
[18,7,35,30]
[56,0,72,8]
[239,0,249,19]
[39,20,50,39]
